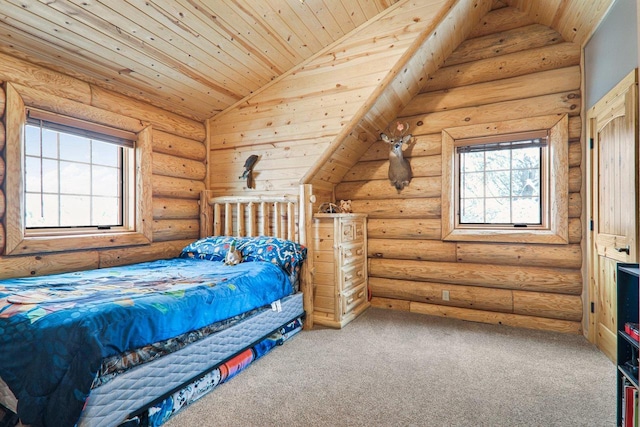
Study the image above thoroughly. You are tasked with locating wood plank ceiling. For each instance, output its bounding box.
[0,0,613,123]
[0,0,399,121]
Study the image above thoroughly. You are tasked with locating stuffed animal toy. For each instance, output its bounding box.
[224,240,243,266]
[318,202,339,213]
[339,199,352,213]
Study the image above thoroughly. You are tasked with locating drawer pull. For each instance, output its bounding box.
[357,271,363,277]
[356,249,363,255]
[345,274,353,281]
[347,297,354,304]
[357,291,364,298]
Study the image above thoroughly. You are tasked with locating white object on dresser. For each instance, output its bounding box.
[312,213,369,328]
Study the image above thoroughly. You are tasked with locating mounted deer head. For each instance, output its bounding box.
[381,121,413,192]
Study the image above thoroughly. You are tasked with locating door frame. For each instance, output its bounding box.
[586,68,639,346]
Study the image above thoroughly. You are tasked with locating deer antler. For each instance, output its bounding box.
[381,122,411,145]
[383,121,409,140]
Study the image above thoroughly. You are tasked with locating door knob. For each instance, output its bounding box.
[615,245,630,255]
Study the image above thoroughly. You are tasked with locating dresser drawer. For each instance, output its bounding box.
[342,284,367,315]
[340,219,365,243]
[342,262,365,292]
[340,242,364,266]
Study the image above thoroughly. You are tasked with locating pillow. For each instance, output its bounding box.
[179,236,247,261]
[240,236,307,275]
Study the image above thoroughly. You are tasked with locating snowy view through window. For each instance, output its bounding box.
[459,145,541,225]
[24,124,122,228]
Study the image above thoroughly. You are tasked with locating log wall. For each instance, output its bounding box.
[0,54,205,278]
[335,5,584,333]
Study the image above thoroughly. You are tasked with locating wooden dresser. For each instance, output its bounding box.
[311,213,369,328]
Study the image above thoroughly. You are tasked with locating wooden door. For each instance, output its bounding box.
[587,70,639,362]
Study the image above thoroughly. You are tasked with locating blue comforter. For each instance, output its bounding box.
[0,258,293,427]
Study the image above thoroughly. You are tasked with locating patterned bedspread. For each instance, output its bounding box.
[0,258,293,427]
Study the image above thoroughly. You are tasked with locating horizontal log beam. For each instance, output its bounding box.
[351,198,441,219]
[151,175,205,200]
[371,296,411,311]
[444,24,562,67]
[404,66,580,116]
[369,258,582,294]
[91,86,206,141]
[152,152,206,181]
[360,133,442,162]
[368,239,456,262]
[336,176,441,200]
[14,83,145,133]
[152,219,200,242]
[368,218,442,240]
[369,277,514,312]
[405,90,581,136]
[0,51,92,104]
[98,240,193,268]
[343,155,441,182]
[423,42,580,92]
[456,242,581,269]
[467,7,535,39]
[408,301,581,333]
[512,290,582,321]
[152,130,206,161]
[0,250,100,279]
[152,198,200,220]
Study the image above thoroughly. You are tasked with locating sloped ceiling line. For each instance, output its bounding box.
[304,0,494,187]
[207,0,472,194]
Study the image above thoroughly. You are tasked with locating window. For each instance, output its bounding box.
[24,112,133,231]
[457,132,546,227]
[442,115,569,244]
[4,83,152,255]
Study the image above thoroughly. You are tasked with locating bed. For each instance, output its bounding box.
[0,188,315,427]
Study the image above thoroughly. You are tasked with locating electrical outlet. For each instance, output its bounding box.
[442,290,450,301]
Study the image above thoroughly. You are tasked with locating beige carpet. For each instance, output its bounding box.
[164,307,616,427]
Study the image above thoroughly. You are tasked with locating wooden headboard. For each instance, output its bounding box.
[199,185,315,328]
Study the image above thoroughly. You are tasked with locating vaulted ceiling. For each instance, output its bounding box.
[0,0,614,123]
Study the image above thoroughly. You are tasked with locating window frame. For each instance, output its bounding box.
[456,130,548,228]
[24,110,132,232]
[4,83,152,255]
[441,114,569,244]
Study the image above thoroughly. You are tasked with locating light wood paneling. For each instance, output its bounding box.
[0,1,611,123]
[0,0,398,121]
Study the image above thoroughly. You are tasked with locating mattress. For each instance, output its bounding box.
[126,316,303,426]
[77,291,304,427]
